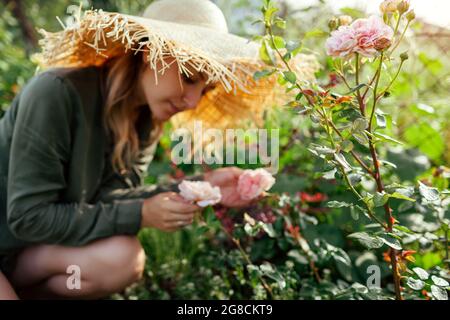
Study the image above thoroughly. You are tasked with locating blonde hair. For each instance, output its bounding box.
[103,51,162,175]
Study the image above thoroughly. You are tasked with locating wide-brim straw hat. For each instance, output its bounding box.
[35,0,319,131]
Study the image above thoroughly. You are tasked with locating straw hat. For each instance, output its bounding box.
[35,0,319,131]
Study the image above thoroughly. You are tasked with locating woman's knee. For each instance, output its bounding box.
[89,236,146,291]
[0,271,19,300]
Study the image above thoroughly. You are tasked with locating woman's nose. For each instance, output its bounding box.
[182,85,204,110]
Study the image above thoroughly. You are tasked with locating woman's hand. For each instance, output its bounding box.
[141,192,200,231]
[204,167,258,208]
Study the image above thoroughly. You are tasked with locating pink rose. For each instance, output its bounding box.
[178,180,222,207]
[237,168,275,201]
[325,16,393,58]
[325,26,358,57]
[351,16,393,56]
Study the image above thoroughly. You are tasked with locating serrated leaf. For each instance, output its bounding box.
[259,39,275,65]
[373,191,389,207]
[348,232,384,249]
[283,71,297,84]
[412,267,429,280]
[261,223,276,238]
[270,36,286,49]
[431,275,449,287]
[341,140,354,152]
[334,152,352,171]
[352,118,368,132]
[431,285,448,300]
[379,233,402,250]
[373,132,403,145]
[406,277,425,291]
[418,181,440,201]
[253,69,275,81]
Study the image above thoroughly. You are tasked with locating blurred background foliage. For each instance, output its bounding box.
[0,0,449,299]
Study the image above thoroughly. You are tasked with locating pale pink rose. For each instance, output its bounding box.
[237,169,275,201]
[351,15,393,57]
[325,26,358,57]
[325,15,393,58]
[178,180,222,207]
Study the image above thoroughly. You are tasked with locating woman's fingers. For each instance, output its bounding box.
[165,213,195,222]
[165,193,200,213]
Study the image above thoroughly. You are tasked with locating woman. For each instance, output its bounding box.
[0,0,308,299]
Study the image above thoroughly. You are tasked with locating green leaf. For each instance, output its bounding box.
[389,192,415,202]
[286,40,301,55]
[244,223,257,237]
[353,131,369,145]
[341,140,354,152]
[332,249,353,282]
[334,152,352,171]
[406,277,425,291]
[346,83,367,95]
[283,71,297,84]
[261,223,276,238]
[412,267,429,280]
[270,36,285,49]
[287,250,309,264]
[373,132,403,145]
[274,18,286,29]
[373,191,389,207]
[376,114,386,129]
[277,73,287,85]
[195,225,209,236]
[431,275,449,287]
[393,225,414,234]
[348,232,384,249]
[352,118,368,132]
[379,233,402,250]
[418,181,440,201]
[253,69,275,81]
[259,39,275,66]
[431,285,448,300]
[264,6,278,24]
[327,201,352,208]
[350,205,364,220]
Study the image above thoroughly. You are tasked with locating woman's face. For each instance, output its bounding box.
[138,55,216,121]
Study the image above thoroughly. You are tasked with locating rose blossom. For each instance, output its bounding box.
[351,16,393,56]
[178,180,222,207]
[237,168,275,201]
[325,26,357,57]
[325,16,393,58]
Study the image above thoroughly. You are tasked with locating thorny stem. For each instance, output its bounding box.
[362,53,403,300]
[319,107,387,229]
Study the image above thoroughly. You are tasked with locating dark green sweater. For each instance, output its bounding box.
[0,66,178,255]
